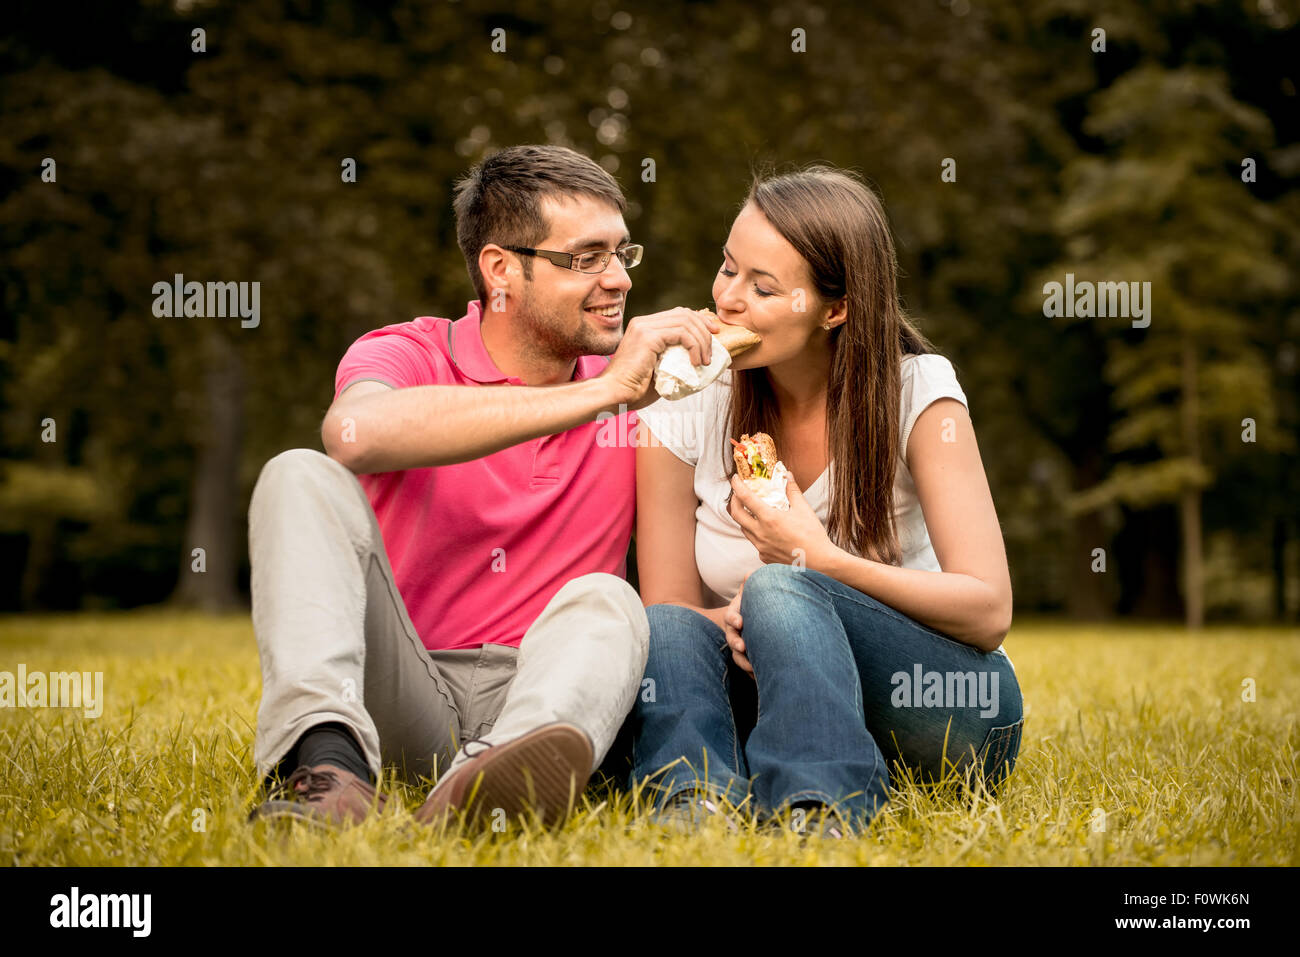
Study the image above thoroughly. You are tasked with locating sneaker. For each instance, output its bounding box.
[414,723,593,829]
[650,793,745,834]
[248,764,387,828]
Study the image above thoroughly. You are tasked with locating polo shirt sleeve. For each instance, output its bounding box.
[900,353,969,456]
[334,323,454,400]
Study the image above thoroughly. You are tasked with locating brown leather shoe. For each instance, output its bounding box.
[414,723,593,829]
[249,764,387,828]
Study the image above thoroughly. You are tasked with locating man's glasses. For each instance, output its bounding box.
[503,243,644,274]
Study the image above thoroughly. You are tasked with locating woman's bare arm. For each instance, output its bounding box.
[636,422,727,630]
[818,398,1013,651]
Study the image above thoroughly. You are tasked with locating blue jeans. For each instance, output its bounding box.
[629,563,1024,829]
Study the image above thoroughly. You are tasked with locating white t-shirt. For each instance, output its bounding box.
[639,353,1013,663]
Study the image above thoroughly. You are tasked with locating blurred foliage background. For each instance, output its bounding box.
[1,0,1297,624]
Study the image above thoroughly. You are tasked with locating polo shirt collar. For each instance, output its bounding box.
[449,300,606,384]
[449,300,509,383]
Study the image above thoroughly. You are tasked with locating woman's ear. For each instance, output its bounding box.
[821,297,849,331]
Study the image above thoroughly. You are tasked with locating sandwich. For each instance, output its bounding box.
[730,432,792,510]
[653,309,763,401]
[731,432,778,481]
[713,318,763,360]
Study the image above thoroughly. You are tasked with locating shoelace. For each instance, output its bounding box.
[286,766,341,800]
[461,735,493,760]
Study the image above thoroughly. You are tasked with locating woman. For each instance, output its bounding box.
[630,165,1023,836]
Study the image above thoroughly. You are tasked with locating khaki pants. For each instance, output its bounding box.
[248,449,649,790]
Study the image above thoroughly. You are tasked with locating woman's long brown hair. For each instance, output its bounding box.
[725,165,940,566]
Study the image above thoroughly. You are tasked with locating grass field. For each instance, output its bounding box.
[1,611,1296,866]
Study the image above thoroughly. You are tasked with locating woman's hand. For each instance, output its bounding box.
[727,474,838,571]
[722,581,753,677]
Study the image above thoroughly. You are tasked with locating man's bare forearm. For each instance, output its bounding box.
[323,377,624,473]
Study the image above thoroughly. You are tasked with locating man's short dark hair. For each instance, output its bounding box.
[453,145,628,306]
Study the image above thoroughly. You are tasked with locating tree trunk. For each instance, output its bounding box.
[1272,515,1289,622]
[1180,339,1204,629]
[1179,487,1204,628]
[20,521,54,610]
[172,329,245,612]
[1115,506,1184,619]
[1065,450,1115,619]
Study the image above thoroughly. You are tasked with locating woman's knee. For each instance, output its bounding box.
[741,561,806,596]
[739,565,838,657]
[738,562,823,619]
[645,603,722,657]
[637,605,727,712]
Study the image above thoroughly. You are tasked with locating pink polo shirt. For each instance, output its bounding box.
[333,300,637,651]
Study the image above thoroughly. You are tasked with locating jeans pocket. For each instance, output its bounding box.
[976,717,1024,785]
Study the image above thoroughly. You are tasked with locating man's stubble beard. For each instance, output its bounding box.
[517,282,623,362]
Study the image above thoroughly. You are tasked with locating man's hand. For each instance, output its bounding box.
[600,307,720,411]
[723,580,753,678]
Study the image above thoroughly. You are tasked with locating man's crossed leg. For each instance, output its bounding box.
[246,449,649,828]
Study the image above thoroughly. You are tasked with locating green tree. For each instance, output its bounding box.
[1039,63,1295,627]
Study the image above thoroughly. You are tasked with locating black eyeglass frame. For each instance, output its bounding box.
[502,243,644,274]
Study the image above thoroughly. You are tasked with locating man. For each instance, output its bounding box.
[247,144,720,828]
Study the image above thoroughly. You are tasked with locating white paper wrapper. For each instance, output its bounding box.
[654,334,732,400]
[743,462,791,511]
